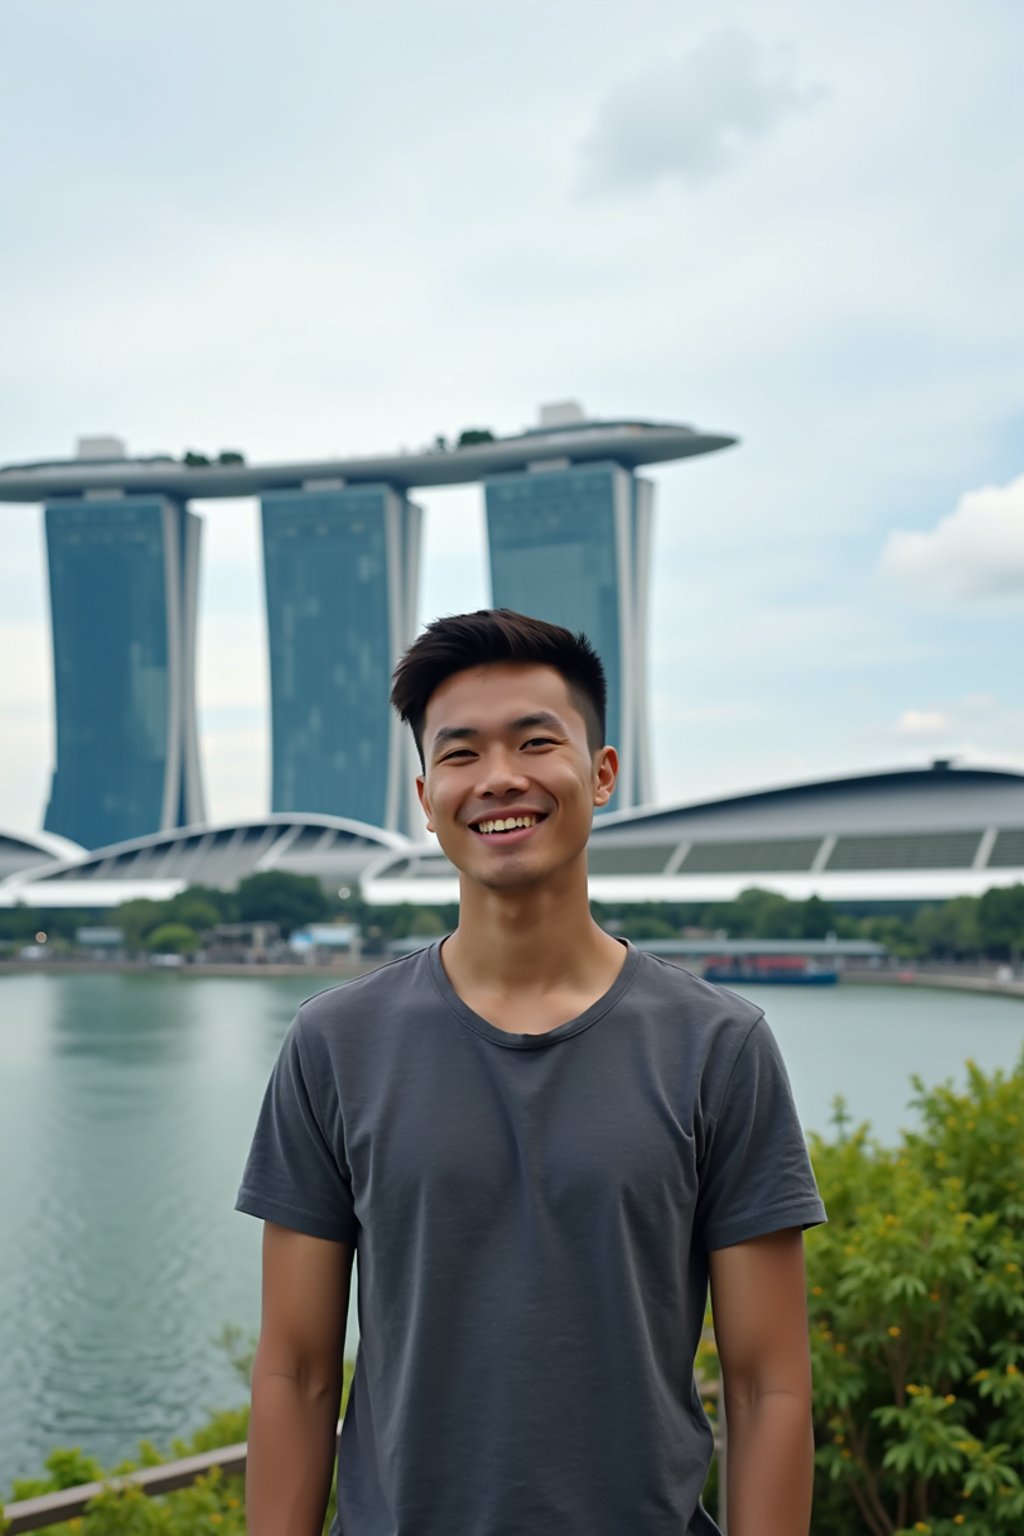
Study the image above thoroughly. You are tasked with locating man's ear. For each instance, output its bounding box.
[593,746,618,808]
[416,774,434,833]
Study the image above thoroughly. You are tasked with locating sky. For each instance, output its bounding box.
[1,0,1022,836]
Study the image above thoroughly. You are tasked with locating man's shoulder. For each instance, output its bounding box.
[293,944,436,1040]
[632,948,764,1031]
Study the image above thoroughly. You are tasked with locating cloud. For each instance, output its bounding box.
[881,474,1024,601]
[881,696,1024,768]
[579,29,825,194]
[895,710,951,737]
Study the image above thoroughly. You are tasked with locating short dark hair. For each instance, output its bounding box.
[391,608,607,767]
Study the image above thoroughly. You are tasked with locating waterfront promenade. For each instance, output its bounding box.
[2,954,1022,997]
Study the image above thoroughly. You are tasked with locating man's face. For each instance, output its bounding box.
[417,662,617,893]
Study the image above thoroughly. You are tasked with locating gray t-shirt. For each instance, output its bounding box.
[237,940,825,1536]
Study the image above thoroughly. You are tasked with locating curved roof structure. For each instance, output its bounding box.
[362,762,1024,906]
[0,419,736,502]
[0,814,408,908]
[0,827,85,881]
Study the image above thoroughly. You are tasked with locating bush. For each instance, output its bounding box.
[145,924,198,956]
[804,1053,1024,1534]
[2,1359,355,1535]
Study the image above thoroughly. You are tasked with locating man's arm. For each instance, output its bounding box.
[247,1220,355,1536]
[708,1228,814,1536]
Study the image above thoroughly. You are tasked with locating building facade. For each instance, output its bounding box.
[43,495,205,849]
[261,484,422,833]
[485,460,654,811]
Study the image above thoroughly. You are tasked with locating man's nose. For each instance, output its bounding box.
[474,748,530,797]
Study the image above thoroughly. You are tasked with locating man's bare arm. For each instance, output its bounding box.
[247,1221,354,1536]
[708,1228,814,1536]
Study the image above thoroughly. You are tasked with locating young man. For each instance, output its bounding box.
[237,608,825,1536]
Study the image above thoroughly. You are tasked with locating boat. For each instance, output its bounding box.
[701,954,838,986]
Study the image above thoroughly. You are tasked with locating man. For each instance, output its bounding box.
[237,608,825,1536]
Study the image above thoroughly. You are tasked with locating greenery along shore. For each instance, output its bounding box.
[4,1054,1023,1536]
[1,870,1023,962]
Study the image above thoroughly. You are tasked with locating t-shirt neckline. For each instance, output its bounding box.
[425,936,642,1050]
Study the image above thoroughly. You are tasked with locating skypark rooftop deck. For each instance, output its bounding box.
[0,418,736,502]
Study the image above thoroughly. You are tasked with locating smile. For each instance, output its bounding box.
[470,813,546,836]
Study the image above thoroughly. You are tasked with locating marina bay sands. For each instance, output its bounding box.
[0,404,737,850]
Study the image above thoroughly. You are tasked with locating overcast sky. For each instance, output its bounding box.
[2,0,1022,837]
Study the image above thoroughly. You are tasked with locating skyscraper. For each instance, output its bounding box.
[485,460,654,811]
[43,495,205,849]
[261,484,422,833]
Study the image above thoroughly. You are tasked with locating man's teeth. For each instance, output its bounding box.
[475,815,538,835]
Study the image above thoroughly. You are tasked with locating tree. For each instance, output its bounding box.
[217,450,245,465]
[799,894,836,940]
[456,427,495,447]
[235,871,328,936]
[167,894,222,934]
[802,1055,1024,1535]
[146,922,199,955]
[978,884,1024,960]
[408,909,446,938]
[114,898,170,953]
[183,450,211,466]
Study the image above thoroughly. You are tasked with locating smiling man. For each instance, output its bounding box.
[237,608,825,1536]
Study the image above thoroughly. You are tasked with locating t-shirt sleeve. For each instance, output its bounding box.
[696,1012,826,1253]
[235,1011,359,1245]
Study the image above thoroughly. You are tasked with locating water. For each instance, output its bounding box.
[1,968,1022,1488]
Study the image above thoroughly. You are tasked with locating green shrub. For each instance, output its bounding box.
[806,1054,1024,1535]
[2,1359,355,1535]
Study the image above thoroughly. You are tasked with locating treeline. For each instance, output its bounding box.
[594,883,1024,962]
[0,871,459,957]
[1,875,1022,961]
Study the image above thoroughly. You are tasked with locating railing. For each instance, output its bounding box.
[3,1383,725,1533]
[2,1439,253,1534]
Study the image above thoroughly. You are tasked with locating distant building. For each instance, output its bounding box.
[43,495,205,849]
[362,763,1024,909]
[261,484,422,833]
[0,813,405,909]
[485,460,653,811]
[204,922,282,962]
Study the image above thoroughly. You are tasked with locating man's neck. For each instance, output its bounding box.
[442,869,624,1001]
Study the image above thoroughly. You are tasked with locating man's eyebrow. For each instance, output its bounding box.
[429,712,568,752]
[509,712,567,734]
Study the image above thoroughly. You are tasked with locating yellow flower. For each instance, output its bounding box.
[914,1522,930,1533]
[834,1342,847,1355]
[1007,1364,1019,1376]
[945,1393,956,1404]
[810,1285,824,1296]
[953,1517,965,1526]
[888,1325,901,1337]
[928,1290,941,1302]
[1004,1262,1020,1274]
